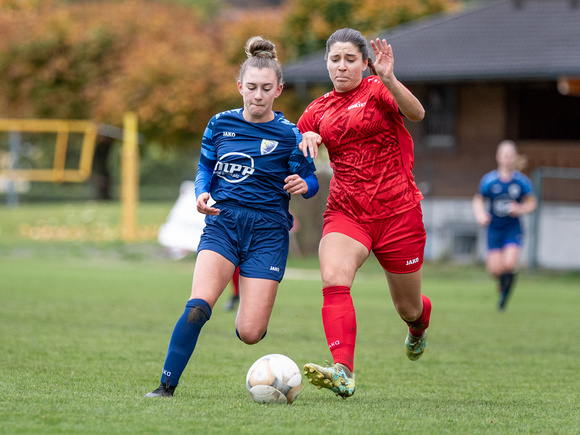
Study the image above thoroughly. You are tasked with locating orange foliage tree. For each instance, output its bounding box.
[0,0,240,146]
[0,0,459,145]
[281,0,459,58]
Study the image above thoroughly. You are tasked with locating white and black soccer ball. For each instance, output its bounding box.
[246,354,302,404]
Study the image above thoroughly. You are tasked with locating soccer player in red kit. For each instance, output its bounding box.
[297,28,432,399]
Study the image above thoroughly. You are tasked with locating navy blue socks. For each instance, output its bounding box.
[160,298,212,387]
[499,272,516,310]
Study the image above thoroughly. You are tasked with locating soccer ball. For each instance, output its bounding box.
[246,354,302,404]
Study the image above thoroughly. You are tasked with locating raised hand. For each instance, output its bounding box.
[370,38,394,82]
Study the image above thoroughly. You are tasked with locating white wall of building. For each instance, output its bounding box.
[421,198,580,270]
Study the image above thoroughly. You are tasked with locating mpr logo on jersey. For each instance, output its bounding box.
[215,152,255,184]
[260,139,278,155]
[492,195,512,217]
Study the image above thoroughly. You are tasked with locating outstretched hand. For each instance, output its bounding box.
[197,192,220,215]
[370,38,394,82]
[298,131,322,159]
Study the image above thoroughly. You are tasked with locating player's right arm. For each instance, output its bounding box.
[472,193,491,227]
[509,195,537,218]
[196,191,219,216]
[298,132,323,159]
[195,119,220,215]
[297,101,323,159]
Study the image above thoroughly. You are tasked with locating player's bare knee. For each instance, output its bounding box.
[504,261,518,273]
[236,328,267,345]
[487,264,503,277]
[396,302,422,323]
[321,269,353,288]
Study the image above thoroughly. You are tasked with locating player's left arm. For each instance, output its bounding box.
[510,195,537,217]
[285,125,319,198]
[370,38,425,122]
[284,173,319,198]
[286,147,319,198]
[509,175,537,217]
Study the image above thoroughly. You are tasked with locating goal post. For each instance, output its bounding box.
[0,113,140,242]
[121,112,139,241]
[0,118,97,183]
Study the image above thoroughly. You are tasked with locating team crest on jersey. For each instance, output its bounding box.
[508,183,521,198]
[261,139,279,155]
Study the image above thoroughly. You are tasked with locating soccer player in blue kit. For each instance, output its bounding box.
[473,140,537,311]
[145,36,318,397]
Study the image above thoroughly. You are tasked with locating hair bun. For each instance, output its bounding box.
[245,36,277,60]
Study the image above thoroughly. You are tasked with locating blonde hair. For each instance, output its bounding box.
[497,140,527,171]
[238,36,283,85]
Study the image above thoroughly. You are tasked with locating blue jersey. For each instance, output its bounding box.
[195,109,317,230]
[478,170,535,230]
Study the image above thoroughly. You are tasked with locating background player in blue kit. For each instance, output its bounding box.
[473,140,537,311]
[145,36,318,397]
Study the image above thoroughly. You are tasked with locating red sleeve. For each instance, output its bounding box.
[374,78,399,115]
[297,97,324,134]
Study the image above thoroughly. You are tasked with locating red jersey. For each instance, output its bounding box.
[297,76,423,222]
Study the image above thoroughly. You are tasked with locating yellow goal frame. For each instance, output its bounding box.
[0,113,140,241]
[0,118,97,183]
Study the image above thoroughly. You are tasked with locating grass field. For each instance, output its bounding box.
[1,203,579,434]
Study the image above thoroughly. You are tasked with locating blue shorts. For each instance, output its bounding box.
[487,222,523,251]
[197,203,289,282]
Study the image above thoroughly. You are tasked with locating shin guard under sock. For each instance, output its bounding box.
[407,294,431,337]
[160,298,212,387]
[321,286,356,372]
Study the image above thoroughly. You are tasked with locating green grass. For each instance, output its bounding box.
[1,203,579,434]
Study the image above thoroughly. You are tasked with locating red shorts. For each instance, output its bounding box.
[322,205,426,274]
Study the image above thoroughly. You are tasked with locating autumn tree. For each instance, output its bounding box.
[0,0,458,200]
[0,1,241,141]
[281,0,459,58]
[0,1,240,197]
[0,0,459,147]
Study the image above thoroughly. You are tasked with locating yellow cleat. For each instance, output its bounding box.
[405,330,427,361]
[303,362,355,399]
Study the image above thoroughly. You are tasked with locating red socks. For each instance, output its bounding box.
[407,294,431,337]
[321,286,356,372]
[231,267,240,296]
[321,288,431,370]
